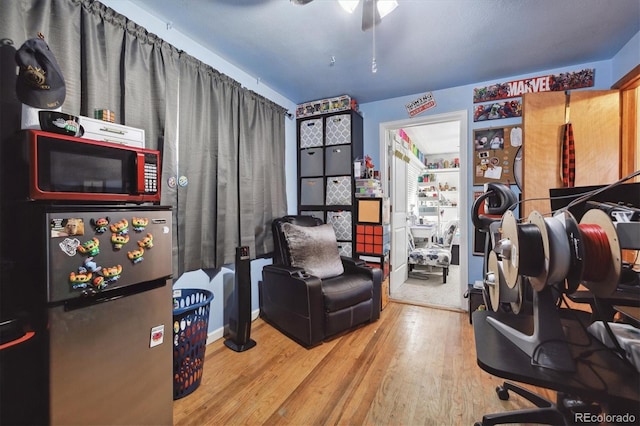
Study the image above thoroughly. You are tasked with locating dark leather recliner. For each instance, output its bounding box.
[260,215,382,348]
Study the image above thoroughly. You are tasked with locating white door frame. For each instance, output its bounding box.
[379,110,469,309]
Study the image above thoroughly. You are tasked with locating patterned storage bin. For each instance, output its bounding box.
[337,241,353,258]
[326,210,352,240]
[326,176,352,205]
[325,114,352,146]
[172,288,214,400]
[299,118,323,148]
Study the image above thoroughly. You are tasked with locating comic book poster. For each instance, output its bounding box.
[473,125,521,185]
[473,68,594,103]
[474,100,522,122]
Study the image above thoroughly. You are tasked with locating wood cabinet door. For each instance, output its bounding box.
[522,90,620,217]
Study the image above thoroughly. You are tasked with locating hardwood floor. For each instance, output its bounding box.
[173,302,554,425]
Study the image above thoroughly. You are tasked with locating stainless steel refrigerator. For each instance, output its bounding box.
[1,204,174,425]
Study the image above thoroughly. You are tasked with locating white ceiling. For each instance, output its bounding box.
[128,0,639,106]
[402,121,460,156]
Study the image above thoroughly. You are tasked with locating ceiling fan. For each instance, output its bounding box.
[291,0,399,31]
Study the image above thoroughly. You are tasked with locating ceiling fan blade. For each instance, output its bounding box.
[362,0,381,31]
[290,0,314,5]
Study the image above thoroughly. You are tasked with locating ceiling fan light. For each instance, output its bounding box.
[377,0,398,18]
[338,0,359,14]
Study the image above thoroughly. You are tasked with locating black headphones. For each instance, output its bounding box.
[471,183,518,231]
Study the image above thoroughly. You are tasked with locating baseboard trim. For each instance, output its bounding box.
[206,308,260,345]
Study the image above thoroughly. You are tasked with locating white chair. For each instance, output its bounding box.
[408,219,459,283]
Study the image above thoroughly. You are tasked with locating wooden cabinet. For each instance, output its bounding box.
[521,90,621,217]
[297,110,363,256]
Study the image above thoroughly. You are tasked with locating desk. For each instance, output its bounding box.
[410,224,436,241]
[473,310,640,418]
[615,305,640,326]
[568,289,640,322]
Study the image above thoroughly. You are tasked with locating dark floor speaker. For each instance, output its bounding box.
[224,246,256,352]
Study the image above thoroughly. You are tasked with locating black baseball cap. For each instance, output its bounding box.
[15,34,66,109]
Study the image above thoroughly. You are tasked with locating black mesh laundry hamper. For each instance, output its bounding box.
[172,288,214,400]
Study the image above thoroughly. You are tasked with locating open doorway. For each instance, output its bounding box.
[379,110,468,310]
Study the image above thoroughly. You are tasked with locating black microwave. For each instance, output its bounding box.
[14,130,161,203]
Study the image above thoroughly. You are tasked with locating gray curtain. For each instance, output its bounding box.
[172,54,242,274]
[0,0,287,277]
[238,90,288,257]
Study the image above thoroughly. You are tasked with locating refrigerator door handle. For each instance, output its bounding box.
[63,278,169,312]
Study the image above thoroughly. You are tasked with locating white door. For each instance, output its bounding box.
[389,140,408,293]
[379,111,469,309]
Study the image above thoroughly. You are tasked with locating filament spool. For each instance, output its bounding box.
[544,216,572,286]
[552,211,584,294]
[486,251,519,312]
[578,209,621,297]
[499,211,544,289]
[527,211,571,291]
[510,274,525,314]
[499,210,519,288]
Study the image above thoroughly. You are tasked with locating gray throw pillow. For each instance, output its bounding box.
[282,222,344,279]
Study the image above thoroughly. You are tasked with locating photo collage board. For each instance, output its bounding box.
[472,125,521,186]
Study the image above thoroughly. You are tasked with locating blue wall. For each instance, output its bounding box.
[357,57,629,285]
[103,0,640,340]
[612,31,640,85]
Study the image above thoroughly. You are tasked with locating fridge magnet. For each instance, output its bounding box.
[473,100,522,122]
[110,218,129,235]
[102,264,123,283]
[137,233,154,249]
[90,217,110,233]
[82,257,102,273]
[78,237,100,257]
[92,275,105,289]
[50,217,85,237]
[59,238,81,256]
[473,125,520,186]
[128,247,144,264]
[69,269,92,289]
[132,217,149,232]
[111,232,130,250]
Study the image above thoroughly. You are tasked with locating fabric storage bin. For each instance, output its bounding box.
[326,211,352,240]
[337,241,352,258]
[324,144,352,176]
[300,210,324,221]
[300,147,323,177]
[326,176,352,205]
[325,114,351,146]
[300,178,324,205]
[299,118,323,148]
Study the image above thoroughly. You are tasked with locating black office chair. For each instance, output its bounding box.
[260,215,382,348]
